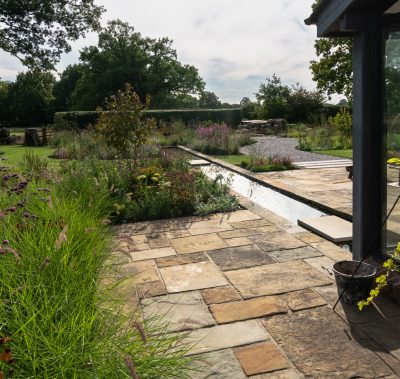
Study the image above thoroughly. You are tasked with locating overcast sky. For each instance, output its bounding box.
[0,0,325,103]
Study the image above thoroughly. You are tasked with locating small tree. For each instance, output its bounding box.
[96,84,155,162]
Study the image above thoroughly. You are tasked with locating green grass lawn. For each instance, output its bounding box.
[315,149,353,159]
[0,145,55,167]
[212,154,251,165]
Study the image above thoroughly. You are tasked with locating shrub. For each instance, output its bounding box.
[96,84,156,161]
[54,108,242,130]
[328,107,352,137]
[0,127,11,144]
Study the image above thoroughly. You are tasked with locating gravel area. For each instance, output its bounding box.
[240,136,346,162]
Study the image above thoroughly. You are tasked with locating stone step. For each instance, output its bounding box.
[297,215,352,243]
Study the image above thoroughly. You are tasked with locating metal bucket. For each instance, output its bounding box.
[332,260,377,305]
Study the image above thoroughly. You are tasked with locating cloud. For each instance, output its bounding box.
[0,0,319,102]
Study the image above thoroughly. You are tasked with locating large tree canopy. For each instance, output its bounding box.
[62,20,205,110]
[0,0,104,69]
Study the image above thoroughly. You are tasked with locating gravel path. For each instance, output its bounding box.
[240,136,346,162]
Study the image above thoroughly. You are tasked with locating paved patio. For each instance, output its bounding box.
[111,201,400,378]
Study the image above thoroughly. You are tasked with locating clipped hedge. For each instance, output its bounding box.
[54,109,242,129]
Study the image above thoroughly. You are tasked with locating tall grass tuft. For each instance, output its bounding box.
[0,170,193,378]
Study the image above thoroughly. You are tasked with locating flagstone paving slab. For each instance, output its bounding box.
[250,369,302,379]
[230,219,272,229]
[141,292,215,332]
[278,289,327,311]
[147,234,171,249]
[130,247,176,262]
[170,234,227,254]
[117,260,160,282]
[135,280,166,299]
[160,262,228,293]
[155,252,208,268]
[310,241,351,261]
[267,246,322,262]
[262,307,394,378]
[304,256,336,278]
[207,245,276,271]
[218,228,264,239]
[292,231,326,244]
[221,209,261,223]
[234,342,289,376]
[186,320,270,355]
[187,220,233,235]
[225,261,332,298]
[190,349,247,379]
[225,237,253,247]
[165,229,191,239]
[210,296,287,324]
[257,225,282,234]
[249,233,307,252]
[201,286,241,305]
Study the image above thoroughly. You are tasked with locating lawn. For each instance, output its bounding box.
[316,149,353,159]
[212,154,251,165]
[0,145,55,167]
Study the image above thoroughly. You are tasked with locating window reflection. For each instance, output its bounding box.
[385,31,400,254]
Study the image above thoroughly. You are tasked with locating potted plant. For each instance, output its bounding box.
[332,260,377,305]
[358,246,400,310]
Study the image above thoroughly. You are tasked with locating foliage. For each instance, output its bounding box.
[328,107,352,137]
[240,97,261,120]
[0,161,193,377]
[358,247,400,311]
[310,38,353,101]
[190,123,249,155]
[255,75,325,122]
[54,108,242,130]
[67,20,204,110]
[0,127,11,144]
[0,0,104,70]
[2,70,55,126]
[199,91,222,109]
[96,84,156,161]
[243,144,293,172]
[23,149,49,180]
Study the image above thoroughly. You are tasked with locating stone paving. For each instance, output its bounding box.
[111,205,400,378]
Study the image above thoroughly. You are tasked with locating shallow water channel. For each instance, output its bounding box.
[201,164,326,225]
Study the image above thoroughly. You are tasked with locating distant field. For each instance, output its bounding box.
[0,145,55,168]
[316,149,353,159]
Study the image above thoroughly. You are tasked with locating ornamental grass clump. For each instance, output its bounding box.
[0,157,193,378]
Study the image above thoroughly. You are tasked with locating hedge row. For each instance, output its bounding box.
[53,109,242,129]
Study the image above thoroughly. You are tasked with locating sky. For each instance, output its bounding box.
[0,0,331,104]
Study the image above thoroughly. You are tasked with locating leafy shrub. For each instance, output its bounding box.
[96,84,156,161]
[328,107,352,137]
[54,108,242,130]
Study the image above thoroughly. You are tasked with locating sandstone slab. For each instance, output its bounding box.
[262,307,393,378]
[218,228,264,239]
[186,320,270,355]
[222,210,261,223]
[225,260,332,298]
[165,229,191,239]
[230,219,272,229]
[136,280,166,299]
[130,247,176,262]
[251,369,301,379]
[155,252,208,268]
[225,237,253,247]
[117,260,159,283]
[201,286,241,304]
[293,231,326,244]
[170,233,227,254]
[147,234,171,249]
[210,296,287,323]
[141,291,215,332]
[310,241,352,261]
[234,342,289,376]
[249,233,306,252]
[278,289,327,311]
[304,256,335,278]
[190,349,246,379]
[187,219,233,235]
[267,246,322,262]
[207,245,276,271]
[160,262,228,293]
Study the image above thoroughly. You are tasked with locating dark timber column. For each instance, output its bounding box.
[352,15,385,261]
